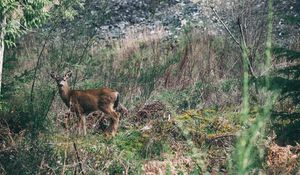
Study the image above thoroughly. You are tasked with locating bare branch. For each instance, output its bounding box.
[238,18,257,78]
[73,142,85,175]
[211,7,257,78]
[238,17,247,48]
[210,6,241,47]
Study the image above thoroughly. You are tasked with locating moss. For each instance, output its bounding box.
[42,106,250,174]
[113,130,146,159]
[175,108,243,145]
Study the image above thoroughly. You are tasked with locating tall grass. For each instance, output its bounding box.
[231,0,275,174]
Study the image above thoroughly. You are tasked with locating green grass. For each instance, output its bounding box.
[39,106,246,174]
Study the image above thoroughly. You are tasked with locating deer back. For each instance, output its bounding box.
[70,87,119,114]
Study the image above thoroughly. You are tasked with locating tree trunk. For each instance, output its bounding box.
[0,15,6,95]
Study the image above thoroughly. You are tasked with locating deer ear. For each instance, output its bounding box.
[50,72,57,79]
[64,71,72,79]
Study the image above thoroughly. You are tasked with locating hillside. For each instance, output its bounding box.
[0,0,300,174]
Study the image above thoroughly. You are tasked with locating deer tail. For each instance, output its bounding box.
[114,92,120,109]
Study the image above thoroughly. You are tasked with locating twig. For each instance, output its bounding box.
[211,6,257,78]
[205,133,236,143]
[120,160,129,175]
[3,69,34,87]
[73,142,85,175]
[74,160,77,175]
[43,164,57,175]
[238,18,257,78]
[210,6,241,47]
[30,29,53,105]
[238,17,247,48]
[38,154,45,175]
[3,119,16,147]
[43,90,56,120]
[72,35,95,88]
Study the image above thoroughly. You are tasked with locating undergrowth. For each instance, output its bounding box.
[34,106,245,174]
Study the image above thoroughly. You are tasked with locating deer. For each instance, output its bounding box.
[50,70,127,136]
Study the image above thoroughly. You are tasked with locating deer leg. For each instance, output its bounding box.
[108,107,120,137]
[76,114,87,135]
[73,102,85,135]
[63,111,70,132]
[102,105,120,137]
[116,103,129,116]
[77,114,82,135]
[82,115,87,135]
[108,111,119,137]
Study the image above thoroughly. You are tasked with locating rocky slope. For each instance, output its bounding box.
[91,0,299,41]
[96,0,240,38]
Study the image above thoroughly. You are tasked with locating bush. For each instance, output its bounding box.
[0,136,58,175]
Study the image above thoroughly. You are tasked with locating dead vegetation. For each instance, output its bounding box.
[1,1,299,172]
[143,153,194,175]
[137,101,168,122]
[265,133,300,175]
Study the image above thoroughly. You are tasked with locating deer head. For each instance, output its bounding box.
[50,71,72,88]
[50,71,73,107]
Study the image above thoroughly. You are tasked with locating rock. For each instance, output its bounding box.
[81,0,298,45]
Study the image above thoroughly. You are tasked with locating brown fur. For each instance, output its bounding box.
[50,71,121,136]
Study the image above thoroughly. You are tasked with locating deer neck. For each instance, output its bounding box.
[58,85,71,107]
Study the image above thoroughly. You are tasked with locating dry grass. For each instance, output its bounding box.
[143,153,194,175]
[111,26,166,69]
[266,142,300,175]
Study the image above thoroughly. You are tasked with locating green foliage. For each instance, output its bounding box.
[149,82,204,112]
[189,168,202,175]
[22,89,54,134]
[1,57,55,134]
[50,0,110,38]
[0,137,58,175]
[135,46,181,98]
[81,80,104,89]
[221,79,239,93]
[53,0,84,21]
[113,130,145,159]
[30,86,55,136]
[0,0,51,47]
[0,96,9,112]
[264,9,300,145]
[48,131,146,174]
[2,0,297,173]
[268,46,300,144]
[0,1,18,14]
[231,111,270,174]
[151,80,239,112]
[21,0,50,27]
[108,161,125,175]
[176,109,241,140]
[273,47,300,62]
[46,105,245,174]
[283,15,300,25]
[142,138,170,159]
[230,1,274,173]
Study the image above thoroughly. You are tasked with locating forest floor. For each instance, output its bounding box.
[1,101,299,174]
[49,105,239,174]
[41,102,299,174]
